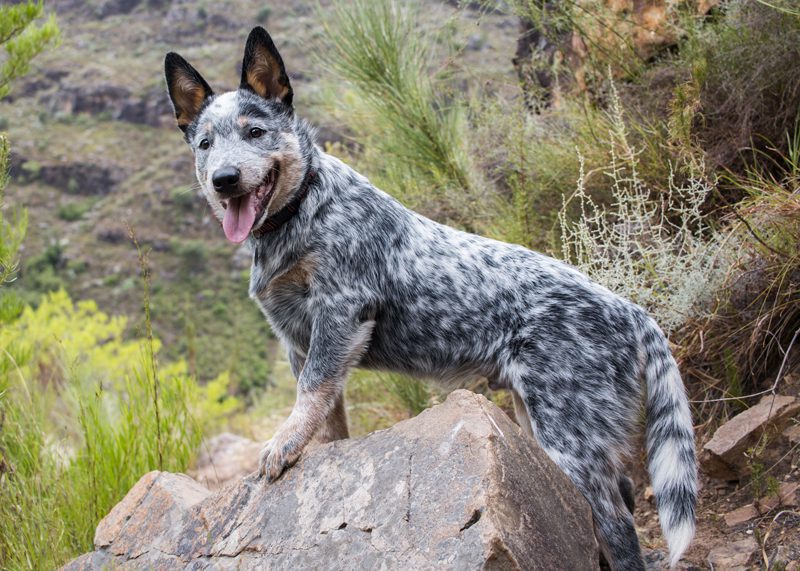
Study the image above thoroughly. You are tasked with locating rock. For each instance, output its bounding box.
[190,432,261,490]
[707,537,758,570]
[724,482,799,527]
[10,153,122,196]
[63,390,599,570]
[702,395,800,480]
[42,83,174,128]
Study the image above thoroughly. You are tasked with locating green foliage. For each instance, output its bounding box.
[151,269,272,397]
[170,238,208,276]
[0,1,59,287]
[256,6,272,24]
[0,136,27,285]
[319,0,484,228]
[0,290,236,569]
[57,199,96,222]
[384,372,435,417]
[22,241,67,293]
[0,1,60,99]
[170,185,197,211]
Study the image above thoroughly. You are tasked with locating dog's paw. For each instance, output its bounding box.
[258,436,302,482]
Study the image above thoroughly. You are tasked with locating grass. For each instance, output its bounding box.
[681,138,800,418]
[318,0,486,229]
[0,238,240,569]
[682,1,800,174]
[0,288,203,570]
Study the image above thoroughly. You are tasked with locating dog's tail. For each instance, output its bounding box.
[637,311,697,567]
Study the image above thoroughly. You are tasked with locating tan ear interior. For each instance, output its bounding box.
[173,75,208,128]
[246,45,290,101]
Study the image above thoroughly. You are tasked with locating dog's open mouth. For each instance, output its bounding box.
[220,166,279,243]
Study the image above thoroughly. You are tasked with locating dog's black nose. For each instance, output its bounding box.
[212,167,241,194]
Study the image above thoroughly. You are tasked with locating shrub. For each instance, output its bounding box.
[256,6,271,24]
[558,84,725,335]
[686,1,800,173]
[170,185,197,211]
[318,0,485,229]
[19,159,41,182]
[0,290,236,568]
[57,199,95,222]
[171,238,208,276]
[682,140,800,406]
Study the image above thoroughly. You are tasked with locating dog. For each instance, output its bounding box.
[165,26,697,570]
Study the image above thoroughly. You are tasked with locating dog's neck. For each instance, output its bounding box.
[248,118,324,282]
[252,166,317,237]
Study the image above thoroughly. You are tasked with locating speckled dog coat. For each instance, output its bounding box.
[165,26,697,571]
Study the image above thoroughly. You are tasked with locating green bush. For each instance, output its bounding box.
[170,185,197,211]
[256,6,271,24]
[170,238,208,276]
[57,199,95,222]
[18,159,41,182]
[318,0,485,229]
[0,290,237,569]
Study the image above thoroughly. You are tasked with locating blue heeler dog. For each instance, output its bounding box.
[165,27,696,570]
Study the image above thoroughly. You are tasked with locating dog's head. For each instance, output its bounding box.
[165,27,307,244]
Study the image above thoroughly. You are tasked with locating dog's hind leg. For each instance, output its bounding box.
[511,389,535,439]
[543,441,643,570]
[618,474,636,516]
[516,381,645,570]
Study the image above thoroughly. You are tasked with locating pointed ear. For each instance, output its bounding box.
[240,27,293,106]
[165,52,214,133]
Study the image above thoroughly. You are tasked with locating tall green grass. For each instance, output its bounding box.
[0,290,203,569]
[318,0,487,228]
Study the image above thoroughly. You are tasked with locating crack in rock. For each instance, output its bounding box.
[459,508,483,532]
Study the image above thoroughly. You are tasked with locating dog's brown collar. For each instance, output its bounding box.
[252,168,316,238]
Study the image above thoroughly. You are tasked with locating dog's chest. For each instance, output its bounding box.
[251,259,314,354]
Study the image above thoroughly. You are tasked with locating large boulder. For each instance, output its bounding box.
[63,390,599,570]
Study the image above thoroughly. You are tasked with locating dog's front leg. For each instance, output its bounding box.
[285,349,350,444]
[259,315,373,481]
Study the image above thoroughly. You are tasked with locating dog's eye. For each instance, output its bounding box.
[249,127,265,139]
[198,138,210,151]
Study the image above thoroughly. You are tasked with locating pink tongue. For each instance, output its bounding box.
[222,193,258,243]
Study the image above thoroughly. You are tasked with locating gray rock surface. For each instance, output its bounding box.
[63,390,599,570]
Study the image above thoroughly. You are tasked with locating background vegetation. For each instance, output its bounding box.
[1,0,798,568]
